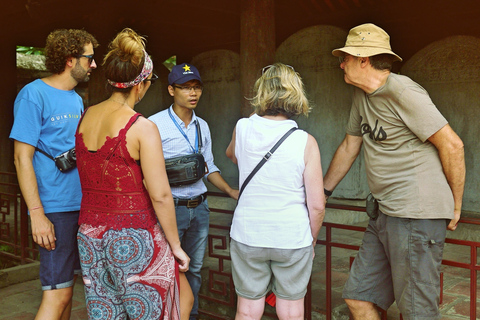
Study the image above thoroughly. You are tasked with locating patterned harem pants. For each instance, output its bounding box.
[77,223,180,320]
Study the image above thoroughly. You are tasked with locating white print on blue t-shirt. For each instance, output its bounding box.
[50,113,81,124]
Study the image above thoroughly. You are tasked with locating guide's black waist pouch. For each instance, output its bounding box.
[165,153,207,187]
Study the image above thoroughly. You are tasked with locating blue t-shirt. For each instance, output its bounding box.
[10,79,83,214]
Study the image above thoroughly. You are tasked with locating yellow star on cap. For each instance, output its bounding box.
[183,65,191,72]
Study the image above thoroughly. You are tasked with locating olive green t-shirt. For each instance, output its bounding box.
[346,73,454,219]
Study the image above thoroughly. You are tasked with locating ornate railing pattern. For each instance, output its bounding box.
[201,192,480,320]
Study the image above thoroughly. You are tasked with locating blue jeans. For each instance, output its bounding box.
[175,200,210,320]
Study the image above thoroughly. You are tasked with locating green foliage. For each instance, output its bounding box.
[0,244,13,253]
[16,45,45,55]
[163,55,176,71]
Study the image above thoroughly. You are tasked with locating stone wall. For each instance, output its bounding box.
[188,26,479,213]
[191,50,242,184]
[276,25,368,199]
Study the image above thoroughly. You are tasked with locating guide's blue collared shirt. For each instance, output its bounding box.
[148,105,219,199]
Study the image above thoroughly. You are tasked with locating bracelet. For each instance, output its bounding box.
[324,188,333,197]
[29,206,43,211]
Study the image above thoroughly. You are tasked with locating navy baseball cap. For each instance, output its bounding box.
[168,63,202,85]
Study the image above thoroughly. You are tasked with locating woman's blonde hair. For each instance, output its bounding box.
[103,28,147,93]
[251,63,310,118]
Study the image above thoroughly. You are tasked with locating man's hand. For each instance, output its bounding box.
[447,209,461,231]
[14,141,57,249]
[228,188,239,201]
[206,171,239,200]
[30,210,56,250]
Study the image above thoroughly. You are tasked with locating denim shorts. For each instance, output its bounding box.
[230,239,313,300]
[38,211,81,290]
[342,211,447,320]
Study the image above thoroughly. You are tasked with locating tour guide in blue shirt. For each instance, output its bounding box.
[149,63,239,320]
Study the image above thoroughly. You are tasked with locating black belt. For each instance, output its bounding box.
[174,193,207,208]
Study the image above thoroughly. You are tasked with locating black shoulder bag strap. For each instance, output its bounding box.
[238,127,298,200]
[195,120,203,153]
[35,147,55,161]
[195,119,209,174]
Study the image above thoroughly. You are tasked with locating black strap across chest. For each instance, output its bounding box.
[238,127,298,200]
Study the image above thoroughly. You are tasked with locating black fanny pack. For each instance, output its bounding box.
[165,153,208,187]
[166,112,210,187]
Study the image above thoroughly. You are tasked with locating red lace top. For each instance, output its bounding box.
[75,112,157,230]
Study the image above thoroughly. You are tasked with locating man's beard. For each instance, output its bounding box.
[71,63,90,83]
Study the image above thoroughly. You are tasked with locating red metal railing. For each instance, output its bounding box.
[442,237,478,319]
[202,192,480,320]
[1,175,478,319]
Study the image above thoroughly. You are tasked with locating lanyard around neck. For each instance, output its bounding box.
[168,107,199,153]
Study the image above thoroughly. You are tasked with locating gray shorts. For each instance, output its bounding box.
[230,239,313,300]
[342,211,447,320]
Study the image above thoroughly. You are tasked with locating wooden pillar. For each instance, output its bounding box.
[0,29,18,175]
[240,0,275,117]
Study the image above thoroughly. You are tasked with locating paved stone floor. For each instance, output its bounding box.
[0,277,87,320]
[0,244,478,319]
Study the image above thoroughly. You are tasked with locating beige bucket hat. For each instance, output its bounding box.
[332,23,402,62]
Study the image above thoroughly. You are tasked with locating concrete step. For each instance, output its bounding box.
[0,261,39,289]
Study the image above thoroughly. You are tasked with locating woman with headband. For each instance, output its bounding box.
[75,28,192,320]
[226,63,325,319]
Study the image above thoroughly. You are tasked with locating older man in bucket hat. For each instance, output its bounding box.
[323,23,465,320]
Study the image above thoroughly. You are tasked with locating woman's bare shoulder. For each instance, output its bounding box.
[130,115,160,137]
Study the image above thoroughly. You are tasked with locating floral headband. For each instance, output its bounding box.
[107,50,153,88]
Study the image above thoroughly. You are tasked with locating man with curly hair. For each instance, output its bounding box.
[10,29,98,320]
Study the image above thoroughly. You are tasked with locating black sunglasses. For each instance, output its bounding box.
[144,73,158,85]
[76,54,94,65]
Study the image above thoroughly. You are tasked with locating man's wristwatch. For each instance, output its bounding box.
[324,188,333,197]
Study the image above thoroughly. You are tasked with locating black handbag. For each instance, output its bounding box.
[165,120,208,187]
